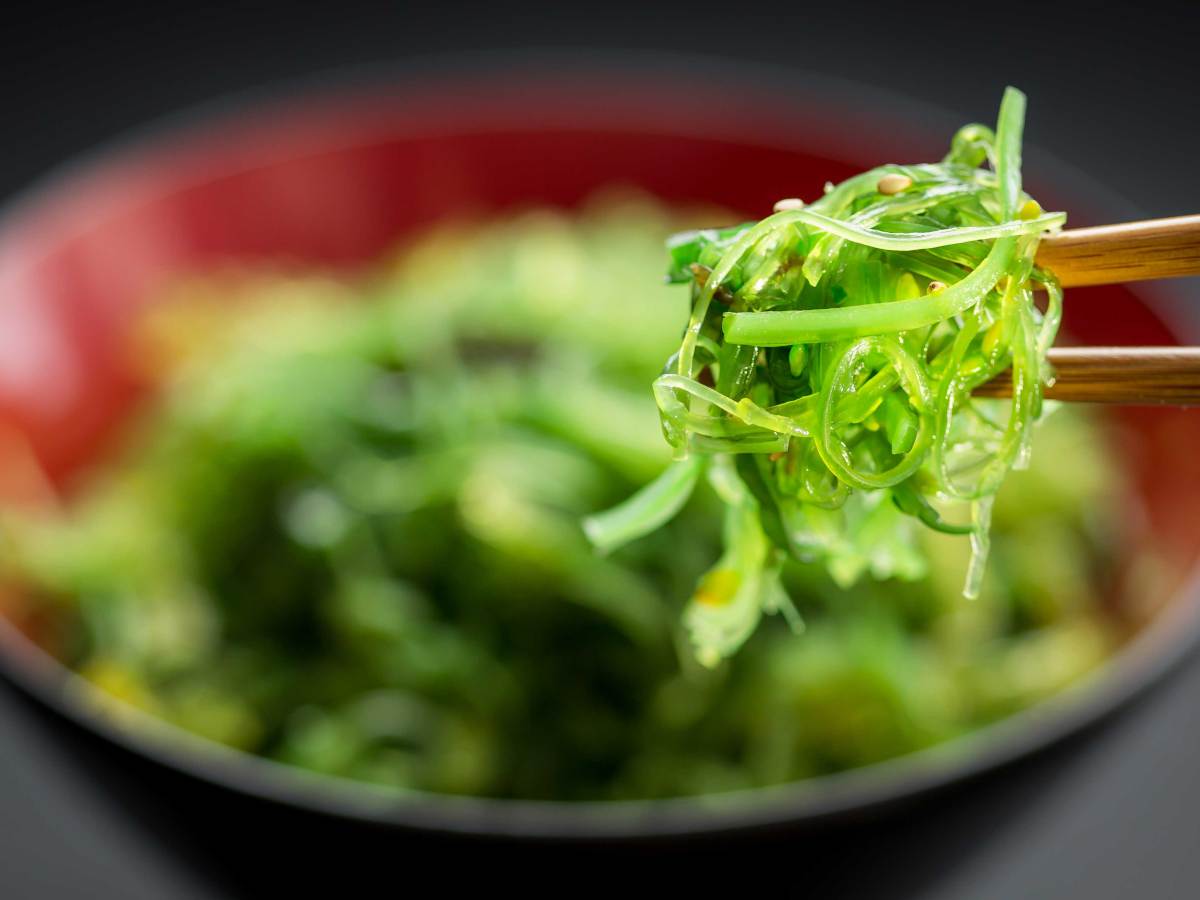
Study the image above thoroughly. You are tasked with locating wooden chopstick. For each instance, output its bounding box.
[974,347,1200,405]
[1036,214,1200,287]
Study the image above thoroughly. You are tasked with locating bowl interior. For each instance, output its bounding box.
[0,72,1197,833]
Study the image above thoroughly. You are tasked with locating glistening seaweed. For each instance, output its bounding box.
[586,88,1066,665]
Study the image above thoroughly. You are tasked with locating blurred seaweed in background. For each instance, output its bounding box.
[0,196,1122,800]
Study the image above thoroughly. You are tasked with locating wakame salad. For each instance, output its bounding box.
[588,87,1069,665]
[0,91,1128,800]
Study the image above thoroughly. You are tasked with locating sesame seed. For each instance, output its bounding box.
[773,197,806,212]
[877,173,913,195]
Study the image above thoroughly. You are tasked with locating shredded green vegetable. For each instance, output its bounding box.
[585,88,1067,665]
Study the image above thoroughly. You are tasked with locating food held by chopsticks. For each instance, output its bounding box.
[584,87,1186,666]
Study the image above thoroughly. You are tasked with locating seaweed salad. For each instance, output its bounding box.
[0,91,1126,800]
[587,87,1070,665]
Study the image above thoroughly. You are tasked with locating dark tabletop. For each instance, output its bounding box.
[4,637,1200,897]
[1,2,1198,896]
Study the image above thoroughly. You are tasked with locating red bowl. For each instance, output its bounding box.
[0,59,1197,838]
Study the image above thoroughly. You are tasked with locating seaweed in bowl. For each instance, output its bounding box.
[0,192,1133,801]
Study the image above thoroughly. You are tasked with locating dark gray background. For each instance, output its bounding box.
[1,2,1198,896]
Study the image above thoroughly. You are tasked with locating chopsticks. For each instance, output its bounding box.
[1000,215,1200,405]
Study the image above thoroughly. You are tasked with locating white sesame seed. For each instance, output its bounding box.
[877,173,913,195]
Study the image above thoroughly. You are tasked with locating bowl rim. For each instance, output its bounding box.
[0,49,1197,840]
